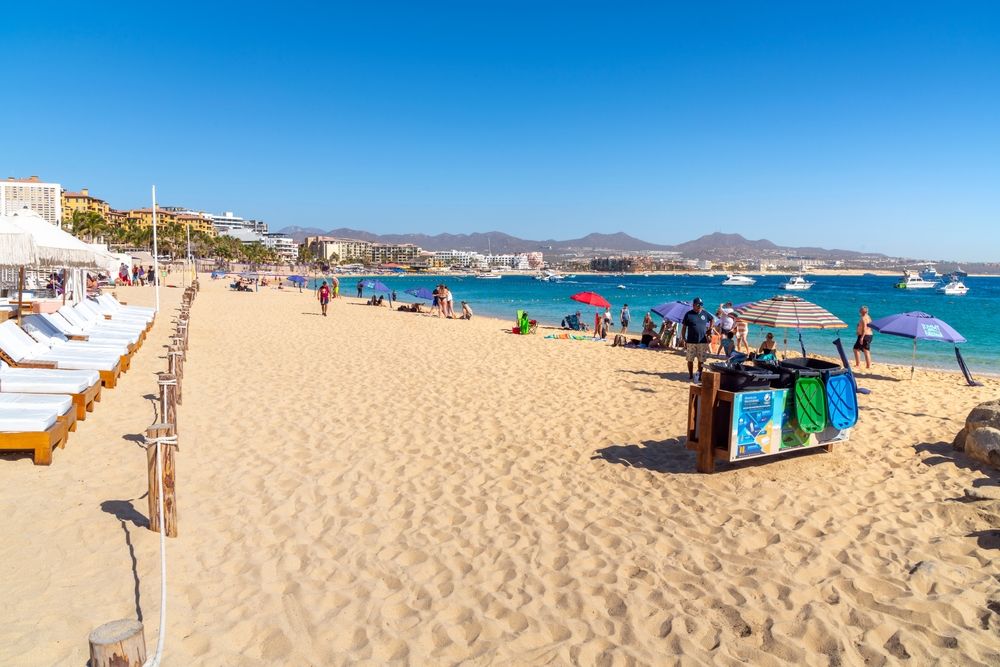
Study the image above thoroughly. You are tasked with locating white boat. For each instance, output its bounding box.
[938,278,969,296]
[475,273,501,280]
[894,270,937,289]
[780,275,814,291]
[616,284,626,289]
[721,274,756,286]
[919,264,940,281]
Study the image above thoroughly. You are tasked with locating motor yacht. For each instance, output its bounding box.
[894,270,937,289]
[938,278,969,296]
[780,275,814,291]
[721,274,757,286]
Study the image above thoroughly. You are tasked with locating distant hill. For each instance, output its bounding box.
[275,227,890,261]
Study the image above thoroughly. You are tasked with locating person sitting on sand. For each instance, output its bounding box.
[461,301,473,319]
[758,332,777,358]
[640,313,656,346]
[720,330,736,357]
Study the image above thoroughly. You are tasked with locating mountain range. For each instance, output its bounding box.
[276,227,887,261]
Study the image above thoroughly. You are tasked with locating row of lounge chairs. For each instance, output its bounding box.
[0,294,155,465]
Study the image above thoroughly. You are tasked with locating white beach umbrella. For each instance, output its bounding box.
[0,217,40,266]
[3,209,107,268]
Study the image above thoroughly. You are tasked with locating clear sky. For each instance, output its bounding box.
[2,2,998,261]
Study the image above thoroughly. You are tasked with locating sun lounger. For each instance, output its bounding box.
[86,296,155,326]
[0,321,122,388]
[77,300,152,329]
[0,362,102,419]
[22,315,133,373]
[59,305,147,344]
[0,393,78,432]
[0,407,71,465]
[39,312,141,348]
[95,294,156,318]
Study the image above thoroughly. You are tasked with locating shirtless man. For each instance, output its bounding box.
[853,305,873,369]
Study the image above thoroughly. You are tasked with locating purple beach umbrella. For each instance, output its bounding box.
[651,300,692,323]
[869,311,968,379]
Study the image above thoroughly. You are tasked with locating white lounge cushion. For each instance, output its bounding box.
[97,294,156,317]
[0,374,93,394]
[0,393,73,414]
[0,409,57,432]
[66,305,145,333]
[22,316,129,356]
[78,301,149,325]
[43,313,139,344]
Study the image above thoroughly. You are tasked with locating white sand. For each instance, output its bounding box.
[2,278,999,665]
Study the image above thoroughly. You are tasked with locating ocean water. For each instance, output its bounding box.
[315,274,998,373]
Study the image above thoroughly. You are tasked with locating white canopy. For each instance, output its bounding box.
[0,209,111,268]
[0,217,39,266]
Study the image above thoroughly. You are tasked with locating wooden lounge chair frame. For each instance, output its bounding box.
[0,415,71,465]
[0,348,121,389]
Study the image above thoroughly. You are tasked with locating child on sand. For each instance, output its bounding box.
[318,281,331,317]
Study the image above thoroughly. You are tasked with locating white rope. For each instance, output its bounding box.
[143,434,176,667]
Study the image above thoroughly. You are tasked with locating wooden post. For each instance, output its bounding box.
[89,618,146,667]
[696,371,721,473]
[146,423,177,537]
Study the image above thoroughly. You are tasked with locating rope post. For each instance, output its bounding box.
[167,348,183,403]
[89,619,146,667]
[176,320,189,352]
[146,374,178,536]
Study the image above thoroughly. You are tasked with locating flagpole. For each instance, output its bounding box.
[186,221,192,285]
[152,185,160,313]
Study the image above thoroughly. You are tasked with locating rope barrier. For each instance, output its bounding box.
[143,433,177,667]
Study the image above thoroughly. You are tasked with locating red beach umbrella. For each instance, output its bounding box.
[570,291,611,309]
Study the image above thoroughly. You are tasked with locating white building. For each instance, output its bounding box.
[206,210,268,235]
[264,233,297,263]
[433,249,486,268]
[485,253,530,270]
[1,176,61,226]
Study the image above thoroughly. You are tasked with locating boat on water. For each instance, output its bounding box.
[721,274,757,286]
[938,278,969,296]
[475,272,501,280]
[534,270,565,282]
[950,268,969,279]
[894,270,937,289]
[919,264,940,281]
[616,284,626,289]
[780,275,814,291]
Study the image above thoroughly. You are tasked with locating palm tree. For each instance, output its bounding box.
[69,210,108,242]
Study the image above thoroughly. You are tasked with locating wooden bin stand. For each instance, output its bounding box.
[686,370,837,473]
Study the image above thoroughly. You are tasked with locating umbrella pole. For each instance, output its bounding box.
[911,339,916,380]
[17,265,24,325]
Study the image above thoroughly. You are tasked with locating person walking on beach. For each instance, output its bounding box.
[681,297,714,381]
[318,281,331,316]
[733,311,750,353]
[854,305,873,369]
[331,276,339,299]
[620,304,631,334]
[356,280,364,298]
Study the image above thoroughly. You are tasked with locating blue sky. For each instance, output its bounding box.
[2,2,998,260]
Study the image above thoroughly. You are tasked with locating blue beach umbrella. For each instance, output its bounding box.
[287,275,306,285]
[651,300,692,323]
[869,311,970,380]
[405,287,435,301]
[363,279,393,306]
[210,270,225,279]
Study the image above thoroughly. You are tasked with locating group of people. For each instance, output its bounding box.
[117,263,156,287]
[677,298,875,381]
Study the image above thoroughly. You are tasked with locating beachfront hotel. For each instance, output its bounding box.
[0,176,62,226]
[62,187,111,223]
[305,235,422,265]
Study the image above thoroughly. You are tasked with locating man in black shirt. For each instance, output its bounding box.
[680,297,714,380]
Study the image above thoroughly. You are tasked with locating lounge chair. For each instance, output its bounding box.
[77,300,152,329]
[0,405,72,465]
[0,321,122,388]
[22,315,132,373]
[95,293,155,316]
[0,362,102,419]
[39,312,141,349]
[515,310,538,335]
[59,305,148,344]
[0,393,78,432]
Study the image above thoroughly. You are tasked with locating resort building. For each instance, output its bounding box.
[305,236,423,265]
[433,250,486,268]
[1,176,62,226]
[121,208,216,235]
[263,233,297,263]
[206,210,268,235]
[485,253,531,270]
[62,187,111,223]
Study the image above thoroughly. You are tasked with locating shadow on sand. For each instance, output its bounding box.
[100,498,149,622]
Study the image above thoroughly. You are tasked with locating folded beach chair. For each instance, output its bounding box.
[0,403,73,465]
[515,310,537,335]
[39,312,141,348]
[0,362,102,419]
[0,321,123,388]
[22,315,132,372]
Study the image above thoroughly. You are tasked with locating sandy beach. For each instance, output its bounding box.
[2,277,999,665]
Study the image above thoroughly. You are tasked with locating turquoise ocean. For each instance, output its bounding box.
[313,274,997,373]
